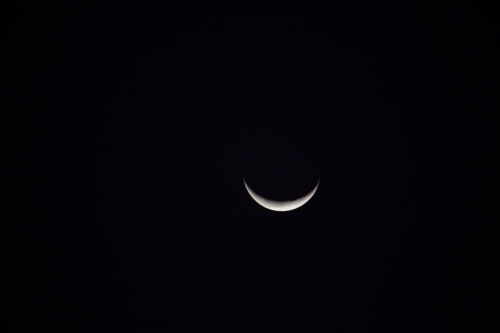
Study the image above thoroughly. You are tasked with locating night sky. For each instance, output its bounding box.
[15,3,481,331]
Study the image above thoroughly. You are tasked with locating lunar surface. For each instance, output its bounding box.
[243,177,319,212]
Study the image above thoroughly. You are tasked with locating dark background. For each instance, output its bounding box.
[13,3,482,331]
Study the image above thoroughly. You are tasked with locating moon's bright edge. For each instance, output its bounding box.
[243,177,319,212]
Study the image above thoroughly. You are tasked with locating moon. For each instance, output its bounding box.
[243,177,319,212]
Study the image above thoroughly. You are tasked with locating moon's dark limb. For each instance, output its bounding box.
[243,142,319,201]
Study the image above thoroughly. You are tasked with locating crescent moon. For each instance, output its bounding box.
[243,177,319,212]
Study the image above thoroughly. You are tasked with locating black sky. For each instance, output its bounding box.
[15,3,481,331]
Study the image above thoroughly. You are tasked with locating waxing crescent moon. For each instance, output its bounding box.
[243,177,319,212]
